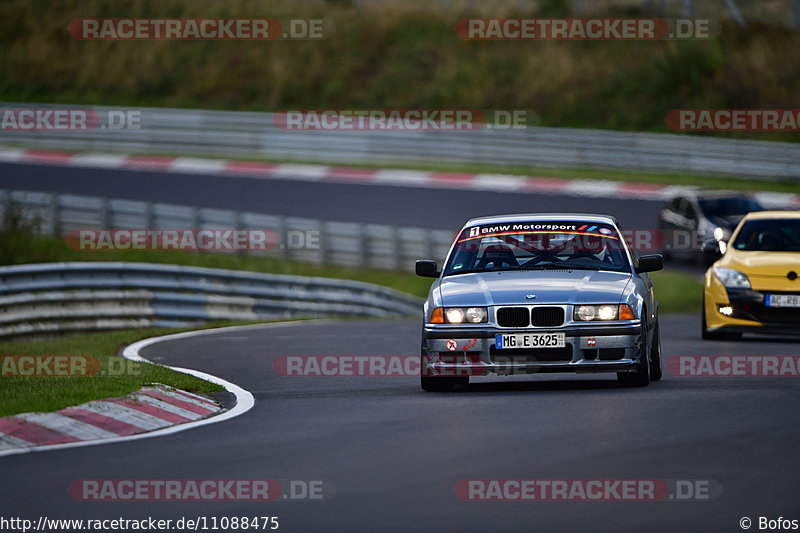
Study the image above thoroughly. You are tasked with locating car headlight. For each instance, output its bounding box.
[712,266,751,289]
[430,307,488,324]
[574,304,635,321]
[713,227,725,241]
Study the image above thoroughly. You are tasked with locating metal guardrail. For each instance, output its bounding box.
[0,262,424,338]
[0,188,456,273]
[1,103,798,180]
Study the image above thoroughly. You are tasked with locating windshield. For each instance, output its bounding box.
[698,197,763,218]
[443,221,631,276]
[731,219,800,252]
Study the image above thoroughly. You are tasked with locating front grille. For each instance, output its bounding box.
[727,290,800,325]
[497,307,530,327]
[490,346,572,363]
[436,352,482,364]
[598,348,625,360]
[748,308,800,324]
[531,306,565,327]
[583,349,625,361]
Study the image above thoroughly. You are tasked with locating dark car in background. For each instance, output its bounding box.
[658,191,764,266]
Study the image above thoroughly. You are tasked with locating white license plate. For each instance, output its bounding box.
[765,294,800,308]
[495,333,565,349]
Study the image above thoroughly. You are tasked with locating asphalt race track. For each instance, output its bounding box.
[1,315,799,532]
[1,161,795,531]
[0,162,661,230]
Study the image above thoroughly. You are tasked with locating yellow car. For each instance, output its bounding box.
[702,210,800,340]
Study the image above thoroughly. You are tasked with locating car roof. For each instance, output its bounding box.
[464,213,618,227]
[741,210,800,221]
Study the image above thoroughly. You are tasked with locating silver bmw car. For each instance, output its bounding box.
[415,213,664,391]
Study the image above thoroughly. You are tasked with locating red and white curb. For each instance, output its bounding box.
[0,322,336,457]
[2,147,798,208]
[0,385,223,452]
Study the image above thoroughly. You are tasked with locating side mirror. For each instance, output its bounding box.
[415,260,439,278]
[636,254,663,273]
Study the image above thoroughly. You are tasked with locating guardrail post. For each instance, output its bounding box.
[48,192,60,236]
[317,219,328,266]
[191,206,201,230]
[235,211,245,256]
[100,197,110,229]
[144,201,154,230]
[357,224,368,269]
[276,215,287,258]
[0,189,9,227]
[390,226,400,271]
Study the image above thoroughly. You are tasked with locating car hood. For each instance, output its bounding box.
[437,270,632,307]
[721,250,800,278]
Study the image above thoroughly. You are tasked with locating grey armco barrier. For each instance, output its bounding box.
[1,102,798,180]
[0,262,424,338]
[0,188,456,273]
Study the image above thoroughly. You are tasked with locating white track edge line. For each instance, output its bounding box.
[0,320,328,458]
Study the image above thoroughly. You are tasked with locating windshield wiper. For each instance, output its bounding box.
[523,262,596,270]
[445,263,604,276]
[444,266,525,276]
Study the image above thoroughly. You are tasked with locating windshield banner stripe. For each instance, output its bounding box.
[457,229,619,244]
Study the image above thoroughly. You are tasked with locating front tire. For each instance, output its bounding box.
[649,320,663,381]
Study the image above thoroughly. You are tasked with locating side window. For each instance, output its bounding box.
[685,200,698,221]
[677,198,696,221]
[620,226,639,269]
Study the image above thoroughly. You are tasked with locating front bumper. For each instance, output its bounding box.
[422,324,644,377]
[704,286,800,335]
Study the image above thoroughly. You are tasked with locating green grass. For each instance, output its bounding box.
[0,323,271,417]
[650,270,703,314]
